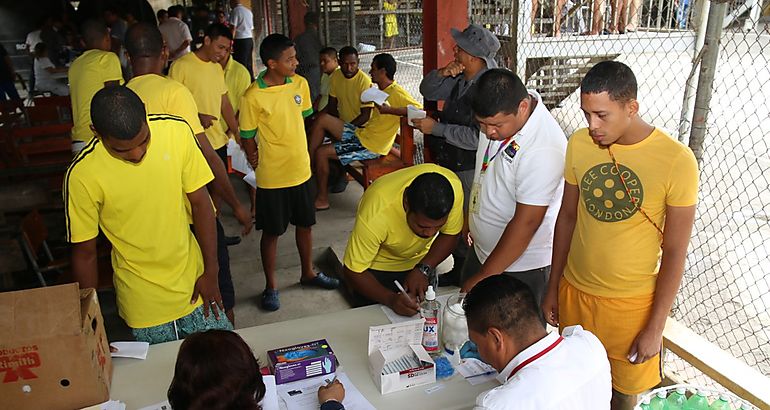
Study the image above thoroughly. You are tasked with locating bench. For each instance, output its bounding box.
[344,116,415,189]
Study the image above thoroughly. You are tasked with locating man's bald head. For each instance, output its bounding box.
[125,22,164,59]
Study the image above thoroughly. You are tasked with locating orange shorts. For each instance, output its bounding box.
[558,278,663,395]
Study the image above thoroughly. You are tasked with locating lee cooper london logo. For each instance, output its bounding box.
[294,95,302,105]
[580,163,644,222]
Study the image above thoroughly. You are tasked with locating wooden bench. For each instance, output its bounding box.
[345,117,415,189]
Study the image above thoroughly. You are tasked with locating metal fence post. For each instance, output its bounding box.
[688,1,728,165]
[350,0,357,47]
[678,0,711,142]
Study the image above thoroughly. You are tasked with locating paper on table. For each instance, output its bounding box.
[407,104,427,127]
[456,358,498,386]
[243,170,257,189]
[277,371,374,410]
[80,400,125,410]
[367,319,424,355]
[360,87,389,105]
[228,139,252,175]
[109,342,149,360]
[380,293,452,324]
[260,375,280,410]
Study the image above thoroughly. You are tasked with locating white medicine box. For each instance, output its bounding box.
[367,319,436,394]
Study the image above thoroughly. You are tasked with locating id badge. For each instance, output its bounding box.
[470,182,481,215]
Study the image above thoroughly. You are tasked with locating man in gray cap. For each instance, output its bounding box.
[415,23,500,286]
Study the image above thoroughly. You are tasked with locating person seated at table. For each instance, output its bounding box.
[33,43,69,96]
[342,164,463,316]
[309,53,422,211]
[66,86,232,344]
[168,329,347,410]
[464,275,611,409]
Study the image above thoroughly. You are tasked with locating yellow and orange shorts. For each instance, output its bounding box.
[558,278,663,395]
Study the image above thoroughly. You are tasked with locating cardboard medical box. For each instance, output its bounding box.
[368,319,436,394]
[0,283,112,410]
[267,339,337,384]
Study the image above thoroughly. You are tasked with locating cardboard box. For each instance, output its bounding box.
[368,319,436,394]
[0,283,112,410]
[267,339,336,384]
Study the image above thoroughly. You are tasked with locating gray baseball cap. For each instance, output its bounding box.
[450,24,501,68]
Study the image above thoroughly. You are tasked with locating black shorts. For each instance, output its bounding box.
[215,145,228,168]
[255,178,315,236]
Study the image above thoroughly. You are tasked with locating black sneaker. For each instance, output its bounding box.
[330,178,348,194]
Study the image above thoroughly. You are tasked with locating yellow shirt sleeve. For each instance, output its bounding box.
[343,218,386,273]
[173,85,205,135]
[239,89,259,139]
[300,78,313,118]
[65,172,101,243]
[666,147,699,207]
[181,131,215,193]
[564,132,578,185]
[329,72,339,98]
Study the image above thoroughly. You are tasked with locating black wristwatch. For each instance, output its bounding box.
[416,262,433,277]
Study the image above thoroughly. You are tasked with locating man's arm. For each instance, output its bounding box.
[187,186,222,318]
[403,233,459,299]
[72,238,98,289]
[172,39,191,59]
[221,94,240,143]
[195,131,252,235]
[343,266,419,316]
[629,205,696,364]
[542,182,579,326]
[461,204,548,292]
[243,136,258,168]
[419,68,459,101]
[376,104,407,117]
[349,107,372,127]
[326,96,339,117]
[433,122,480,151]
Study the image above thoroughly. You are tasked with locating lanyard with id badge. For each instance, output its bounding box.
[469,135,520,214]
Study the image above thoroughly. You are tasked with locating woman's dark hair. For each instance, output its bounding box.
[168,330,265,410]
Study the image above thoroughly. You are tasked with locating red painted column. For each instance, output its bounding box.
[287,0,308,39]
[422,0,468,74]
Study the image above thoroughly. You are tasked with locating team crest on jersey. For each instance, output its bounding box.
[294,95,302,105]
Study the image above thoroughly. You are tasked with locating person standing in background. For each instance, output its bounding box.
[159,5,193,67]
[294,12,322,102]
[229,0,255,78]
[383,0,399,49]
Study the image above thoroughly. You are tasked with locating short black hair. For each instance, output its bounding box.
[157,9,168,19]
[339,46,358,60]
[205,22,233,41]
[472,69,529,118]
[464,275,541,336]
[125,22,163,58]
[581,61,638,102]
[91,86,147,141]
[81,19,108,47]
[405,172,454,220]
[304,11,319,26]
[259,33,294,65]
[372,53,397,80]
[320,46,337,59]
[168,5,184,18]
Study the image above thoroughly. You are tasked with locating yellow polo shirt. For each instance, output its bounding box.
[343,164,464,273]
[69,49,124,142]
[220,57,252,135]
[355,81,420,155]
[169,52,230,149]
[329,68,374,123]
[64,114,214,328]
[126,73,204,135]
[239,71,313,189]
[563,128,699,297]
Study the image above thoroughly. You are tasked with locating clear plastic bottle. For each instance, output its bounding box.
[650,391,668,410]
[684,390,711,410]
[709,395,731,410]
[420,286,441,355]
[667,387,688,410]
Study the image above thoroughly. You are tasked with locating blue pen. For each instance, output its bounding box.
[466,370,497,379]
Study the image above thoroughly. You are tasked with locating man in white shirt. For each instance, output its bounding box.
[465,275,612,410]
[159,5,192,64]
[459,69,567,319]
[228,0,255,78]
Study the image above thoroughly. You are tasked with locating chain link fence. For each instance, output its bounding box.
[474,0,770,400]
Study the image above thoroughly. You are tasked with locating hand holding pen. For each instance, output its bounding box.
[389,280,420,317]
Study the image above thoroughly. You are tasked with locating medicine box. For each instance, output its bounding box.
[367,319,436,394]
[267,339,336,384]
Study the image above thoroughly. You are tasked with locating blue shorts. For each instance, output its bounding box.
[333,123,380,166]
[131,305,233,345]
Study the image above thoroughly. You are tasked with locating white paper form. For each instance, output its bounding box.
[368,319,424,354]
[407,105,427,126]
[277,371,374,410]
[360,87,389,105]
[456,358,498,386]
[380,293,452,324]
[227,139,252,175]
[109,342,149,360]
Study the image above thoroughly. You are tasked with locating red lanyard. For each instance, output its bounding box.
[481,136,514,173]
[508,336,564,380]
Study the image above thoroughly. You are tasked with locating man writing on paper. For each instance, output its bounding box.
[342,164,463,316]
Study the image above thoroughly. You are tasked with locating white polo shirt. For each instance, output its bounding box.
[159,17,193,61]
[229,4,254,40]
[474,326,612,410]
[469,90,567,272]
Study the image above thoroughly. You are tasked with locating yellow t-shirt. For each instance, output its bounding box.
[169,52,230,149]
[68,49,124,142]
[329,68,374,123]
[563,128,699,298]
[220,57,252,136]
[239,71,313,189]
[126,73,204,135]
[343,164,464,273]
[64,114,214,328]
[355,81,420,155]
[318,68,338,111]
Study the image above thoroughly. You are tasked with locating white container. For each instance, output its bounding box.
[442,292,469,355]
